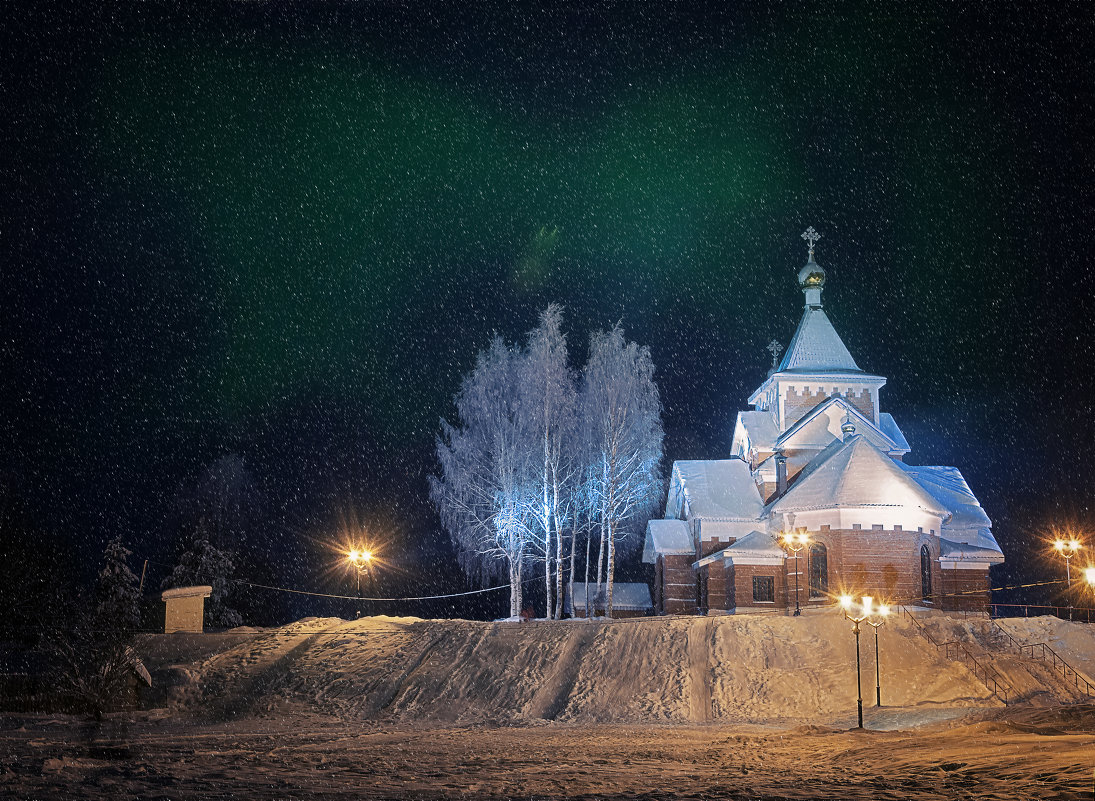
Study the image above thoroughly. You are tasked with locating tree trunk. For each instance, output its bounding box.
[543,436,552,622]
[584,525,591,618]
[516,556,523,617]
[594,519,605,618]
[544,524,551,621]
[553,476,564,619]
[607,519,615,619]
[509,557,520,618]
[568,512,578,619]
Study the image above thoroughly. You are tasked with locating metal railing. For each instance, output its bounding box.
[991,603,1094,623]
[986,619,1095,699]
[901,607,1011,704]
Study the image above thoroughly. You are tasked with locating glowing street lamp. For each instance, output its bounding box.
[347,548,373,617]
[1053,538,1082,620]
[781,530,810,616]
[839,595,889,728]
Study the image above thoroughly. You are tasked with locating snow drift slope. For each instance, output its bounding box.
[162,613,1022,726]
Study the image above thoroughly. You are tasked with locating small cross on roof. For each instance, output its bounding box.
[801,226,821,259]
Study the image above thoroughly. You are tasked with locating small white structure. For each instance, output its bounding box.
[161,585,212,633]
[569,582,653,618]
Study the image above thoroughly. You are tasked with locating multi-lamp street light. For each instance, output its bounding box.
[839,594,890,728]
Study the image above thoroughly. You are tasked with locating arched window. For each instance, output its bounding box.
[921,544,933,602]
[809,543,828,598]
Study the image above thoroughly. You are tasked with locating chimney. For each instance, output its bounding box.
[776,450,788,497]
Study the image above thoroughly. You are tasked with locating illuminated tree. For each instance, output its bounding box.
[432,335,534,618]
[519,305,577,619]
[582,325,663,618]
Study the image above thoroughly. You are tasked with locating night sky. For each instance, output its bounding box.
[4,3,1093,620]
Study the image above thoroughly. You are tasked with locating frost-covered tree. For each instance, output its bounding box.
[582,325,664,618]
[519,305,577,619]
[432,335,534,618]
[94,535,141,634]
[44,537,147,718]
[162,519,242,628]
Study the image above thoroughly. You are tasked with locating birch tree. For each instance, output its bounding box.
[582,325,664,618]
[519,305,577,619]
[431,336,533,618]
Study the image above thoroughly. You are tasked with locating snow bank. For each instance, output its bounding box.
[157,611,1020,726]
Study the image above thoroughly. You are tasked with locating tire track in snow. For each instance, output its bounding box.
[687,617,713,722]
[374,628,447,714]
[523,624,598,720]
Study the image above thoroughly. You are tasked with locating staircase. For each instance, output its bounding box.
[901,608,1095,705]
[900,608,1013,704]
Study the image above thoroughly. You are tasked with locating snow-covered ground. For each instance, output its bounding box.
[158,610,1044,726]
[2,612,1094,799]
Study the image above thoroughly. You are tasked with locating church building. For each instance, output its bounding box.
[644,229,1004,614]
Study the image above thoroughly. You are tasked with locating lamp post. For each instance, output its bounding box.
[347,548,373,618]
[1053,538,1081,620]
[865,604,890,706]
[839,595,888,727]
[1085,568,1095,622]
[781,530,810,616]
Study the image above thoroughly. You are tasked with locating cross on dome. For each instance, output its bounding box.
[801,226,821,259]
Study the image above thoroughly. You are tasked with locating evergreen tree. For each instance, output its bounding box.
[163,519,243,629]
[94,535,141,634]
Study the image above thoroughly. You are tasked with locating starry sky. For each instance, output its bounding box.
[4,3,1093,619]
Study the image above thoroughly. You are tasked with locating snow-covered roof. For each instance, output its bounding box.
[939,536,1004,562]
[736,411,780,452]
[778,306,861,373]
[879,413,910,452]
[162,585,212,601]
[725,529,786,559]
[769,435,948,516]
[672,459,764,520]
[775,395,905,453]
[570,582,653,611]
[642,519,693,563]
[901,464,1002,558]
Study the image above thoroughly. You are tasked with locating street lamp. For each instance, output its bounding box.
[780,530,810,616]
[865,603,890,706]
[1053,538,1082,620]
[347,548,373,618]
[839,594,889,728]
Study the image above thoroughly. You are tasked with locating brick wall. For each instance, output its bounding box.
[940,568,991,612]
[803,528,929,607]
[730,563,787,610]
[783,386,875,428]
[661,554,697,615]
[705,564,729,612]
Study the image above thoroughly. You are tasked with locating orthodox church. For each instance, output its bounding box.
[644,229,1004,614]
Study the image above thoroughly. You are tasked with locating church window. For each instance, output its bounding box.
[921,545,933,602]
[809,543,828,598]
[752,576,774,603]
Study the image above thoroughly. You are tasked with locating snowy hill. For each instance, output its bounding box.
[134,611,1095,728]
